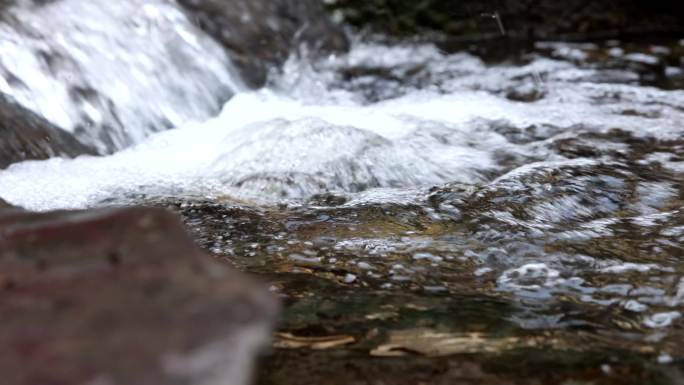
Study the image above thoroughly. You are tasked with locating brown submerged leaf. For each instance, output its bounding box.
[370,329,520,357]
[274,333,356,350]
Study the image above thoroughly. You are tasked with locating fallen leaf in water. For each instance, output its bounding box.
[274,333,356,350]
[370,329,520,357]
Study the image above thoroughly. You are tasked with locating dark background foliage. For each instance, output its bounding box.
[325,0,684,39]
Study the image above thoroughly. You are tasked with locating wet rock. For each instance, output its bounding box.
[0,206,278,385]
[307,192,350,207]
[178,0,349,88]
[0,94,95,169]
[504,84,546,102]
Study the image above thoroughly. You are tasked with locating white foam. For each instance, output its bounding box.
[644,312,681,328]
[1,41,684,210]
[624,300,648,312]
[412,253,443,263]
[497,263,562,291]
[599,263,661,274]
[624,53,660,65]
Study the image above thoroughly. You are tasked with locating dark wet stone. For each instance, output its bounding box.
[0,206,278,385]
[307,192,350,207]
[0,94,95,169]
[178,0,349,88]
[505,86,546,102]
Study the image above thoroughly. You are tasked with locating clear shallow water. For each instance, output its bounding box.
[1,14,684,372]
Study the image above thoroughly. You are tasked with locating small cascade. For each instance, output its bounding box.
[0,0,244,153]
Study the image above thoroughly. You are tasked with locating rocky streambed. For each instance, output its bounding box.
[1,1,684,385]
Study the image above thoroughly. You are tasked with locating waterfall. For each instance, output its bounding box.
[0,0,244,153]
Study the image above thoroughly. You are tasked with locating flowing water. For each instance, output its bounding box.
[1,1,684,383]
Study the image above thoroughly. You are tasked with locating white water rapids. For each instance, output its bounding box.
[1,38,683,210]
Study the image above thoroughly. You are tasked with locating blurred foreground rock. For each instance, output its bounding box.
[178,0,349,87]
[0,206,278,385]
[0,94,94,169]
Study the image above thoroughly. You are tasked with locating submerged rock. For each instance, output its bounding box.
[178,0,349,87]
[0,94,94,169]
[0,206,278,385]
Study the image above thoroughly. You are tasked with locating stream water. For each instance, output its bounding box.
[1,1,684,383]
